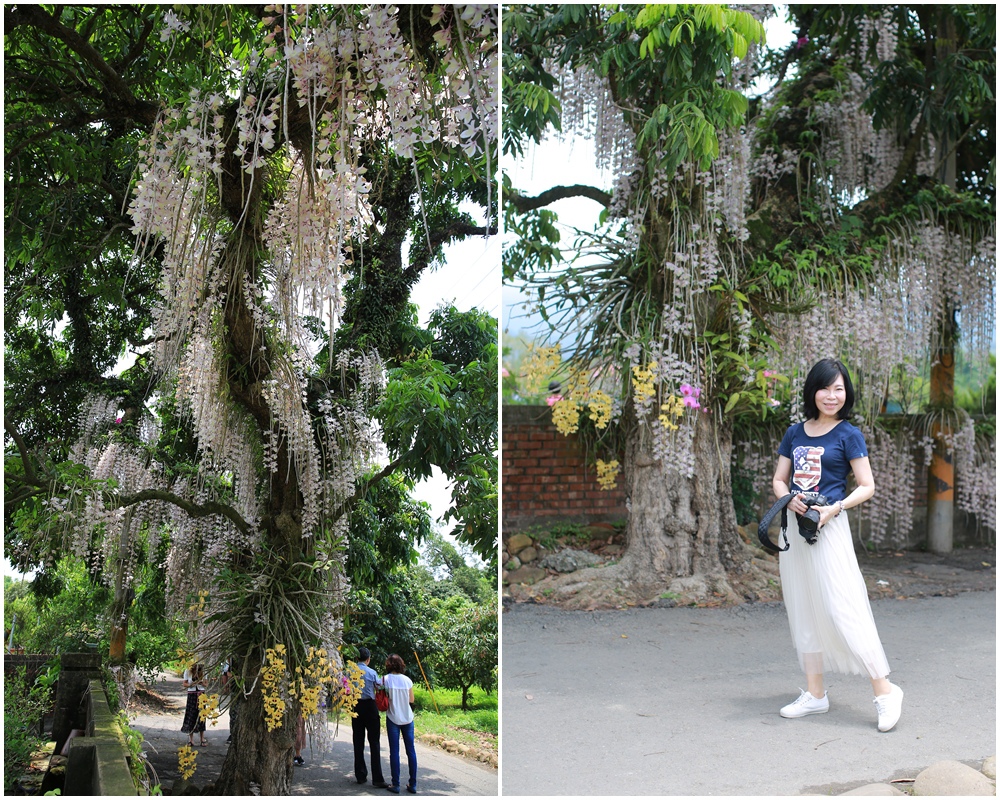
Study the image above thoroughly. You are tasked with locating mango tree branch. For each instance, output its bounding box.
[329,450,413,525]
[505,184,612,212]
[7,4,158,125]
[109,488,252,537]
[4,416,39,487]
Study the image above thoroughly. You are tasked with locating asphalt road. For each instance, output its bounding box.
[501,591,996,796]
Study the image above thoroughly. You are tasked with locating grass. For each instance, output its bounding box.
[411,685,497,756]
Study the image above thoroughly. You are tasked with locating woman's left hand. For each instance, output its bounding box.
[818,505,840,528]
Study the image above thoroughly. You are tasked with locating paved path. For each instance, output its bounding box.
[129,671,497,796]
[501,591,995,796]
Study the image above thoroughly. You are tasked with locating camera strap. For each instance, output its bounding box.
[757,493,797,553]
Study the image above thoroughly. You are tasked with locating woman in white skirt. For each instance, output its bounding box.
[771,358,904,732]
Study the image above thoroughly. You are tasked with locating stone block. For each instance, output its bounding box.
[913,760,996,796]
[507,566,547,585]
[506,533,534,554]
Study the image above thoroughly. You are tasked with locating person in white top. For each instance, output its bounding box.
[181,663,207,746]
[382,654,417,794]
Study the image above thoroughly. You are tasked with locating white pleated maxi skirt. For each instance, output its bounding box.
[778,512,890,679]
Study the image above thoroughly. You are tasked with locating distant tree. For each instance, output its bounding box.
[428,593,498,710]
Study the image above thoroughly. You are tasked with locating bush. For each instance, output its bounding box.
[4,667,48,792]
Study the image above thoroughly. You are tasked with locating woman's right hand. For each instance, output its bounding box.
[787,493,809,515]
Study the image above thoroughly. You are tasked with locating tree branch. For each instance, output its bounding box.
[329,451,412,525]
[4,416,40,487]
[505,184,612,212]
[110,488,253,537]
[8,5,158,125]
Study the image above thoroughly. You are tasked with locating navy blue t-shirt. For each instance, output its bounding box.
[777,420,868,502]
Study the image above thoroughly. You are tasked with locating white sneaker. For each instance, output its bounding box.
[874,684,903,732]
[780,689,829,718]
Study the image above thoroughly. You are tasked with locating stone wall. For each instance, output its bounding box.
[502,405,627,532]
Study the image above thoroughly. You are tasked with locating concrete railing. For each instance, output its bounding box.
[61,678,139,795]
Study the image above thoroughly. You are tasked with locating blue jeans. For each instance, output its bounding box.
[385,718,417,790]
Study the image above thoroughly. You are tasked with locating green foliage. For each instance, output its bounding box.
[345,527,496,692]
[426,593,498,710]
[343,473,434,661]
[4,558,181,683]
[376,307,498,561]
[4,667,48,792]
[116,711,156,793]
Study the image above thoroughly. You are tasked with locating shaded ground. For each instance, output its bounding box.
[854,545,997,599]
[127,671,497,796]
[505,518,995,608]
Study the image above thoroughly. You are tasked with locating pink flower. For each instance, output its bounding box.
[763,370,776,378]
[546,395,563,407]
[501,367,510,378]
[679,384,701,409]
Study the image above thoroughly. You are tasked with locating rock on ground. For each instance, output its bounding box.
[839,783,905,795]
[538,548,601,573]
[912,760,996,796]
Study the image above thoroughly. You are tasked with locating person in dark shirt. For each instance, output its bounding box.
[352,646,388,787]
[771,358,903,732]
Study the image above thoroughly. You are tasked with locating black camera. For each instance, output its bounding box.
[795,493,829,544]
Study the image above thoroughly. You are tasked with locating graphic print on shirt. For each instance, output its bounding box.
[792,445,825,491]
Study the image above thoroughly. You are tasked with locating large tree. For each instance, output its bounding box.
[5,4,497,794]
[503,5,994,607]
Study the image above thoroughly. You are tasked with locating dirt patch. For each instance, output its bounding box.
[505,520,995,609]
[417,731,497,769]
[855,545,996,599]
[129,683,181,715]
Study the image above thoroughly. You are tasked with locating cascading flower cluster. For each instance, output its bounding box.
[952,419,996,534]
[520,345,562,398]
[198,692,222,727]
[658,395,685,432]
[630,364,658,409]
[329,660,365,719]
[291,646,331,720]
[178,745,197,780]
[586,390,614,429]
[595,459,620,491]
[551,398,581,436]
[261,644,288,732]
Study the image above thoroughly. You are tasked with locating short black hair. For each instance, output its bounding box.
[357,646,371,662]
[802,358,855,420]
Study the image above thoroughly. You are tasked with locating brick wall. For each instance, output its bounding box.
[503,406,990,548]
[502,405,626,531]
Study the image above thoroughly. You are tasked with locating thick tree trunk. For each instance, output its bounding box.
[616,410,746,600]
[521,409,775,609]
[215,667,298,795]
[927,307,957,554]
[109,509,135,665]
